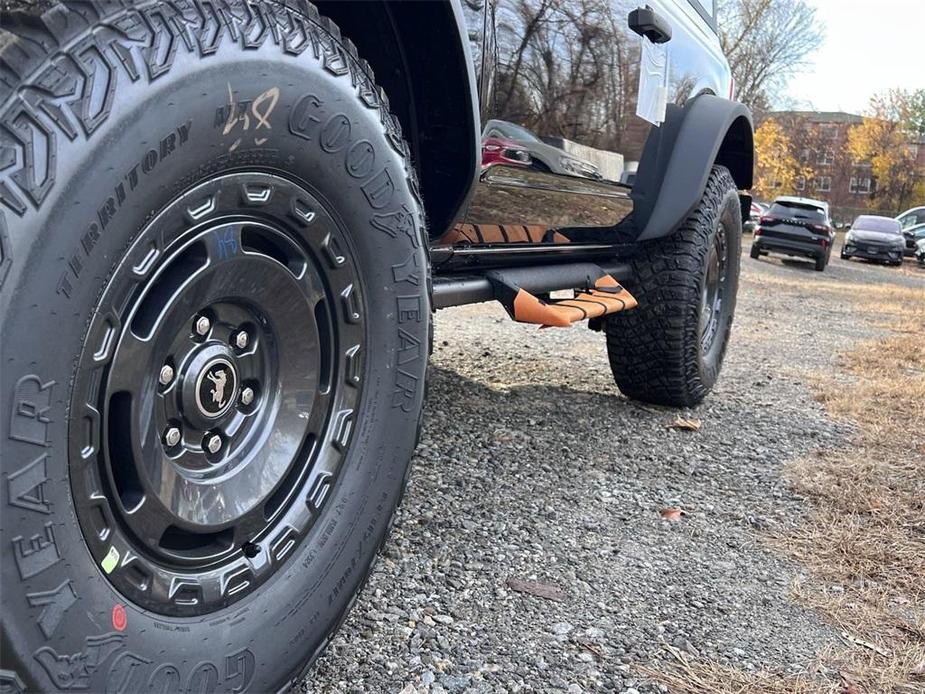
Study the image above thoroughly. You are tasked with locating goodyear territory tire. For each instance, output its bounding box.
[0,3,429,692]
[605,166,741,407]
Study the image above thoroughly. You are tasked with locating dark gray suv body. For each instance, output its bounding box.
[750,196,835,271]
[842,215,906,266]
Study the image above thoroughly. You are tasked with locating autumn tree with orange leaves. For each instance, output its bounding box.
[847,89,925,212]
[752,117,812,200]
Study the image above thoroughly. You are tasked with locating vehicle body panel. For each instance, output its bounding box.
[896,207,925,256]
[744,200,766,232]
[483,120,602,179]
[896,206,925,228]
[902,223,925,256]
[481,136,532,169]
[434,0,741,252]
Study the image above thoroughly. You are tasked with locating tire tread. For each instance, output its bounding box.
[605,166,740,408]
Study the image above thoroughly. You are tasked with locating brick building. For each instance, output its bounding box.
[767,110,925,221]
[768,111,870,212]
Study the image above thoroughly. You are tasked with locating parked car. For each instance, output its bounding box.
[481,136,532,169]
[744,200,767,232]
[750,196,835,271]
[905,222,925,256]
[483,119,602,179]
[841,215,906,266]
[0,0,753,690]
[916,235,925,266]
[896,206,925,256]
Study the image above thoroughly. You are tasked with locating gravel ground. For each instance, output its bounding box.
[304,248,923,694]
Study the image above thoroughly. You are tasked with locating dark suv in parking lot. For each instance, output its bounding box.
[750,196,835,271]
[842,215,906,266]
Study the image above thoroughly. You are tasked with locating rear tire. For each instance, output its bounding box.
[0,3,429,691]
[814,254,827,271]
[750,244,761,260]
[605,166,741,407]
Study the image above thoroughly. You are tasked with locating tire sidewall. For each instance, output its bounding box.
[0,10,428,693]
[696,176,741,392]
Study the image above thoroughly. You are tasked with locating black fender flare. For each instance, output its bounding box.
[632,94,753,241]
[312,0,480,239]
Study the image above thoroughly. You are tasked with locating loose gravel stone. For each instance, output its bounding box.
[305,254,923,691]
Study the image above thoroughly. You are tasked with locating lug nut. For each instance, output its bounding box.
[233,330,249,350]
[194,315,211,336]
[164,426,182,448]
[158,364,175,386]
[240,386,255,407]
[205,433,222,455]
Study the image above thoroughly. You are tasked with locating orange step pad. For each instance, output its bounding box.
[511,275,637,328]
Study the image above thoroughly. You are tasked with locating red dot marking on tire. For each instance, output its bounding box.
[112,604,127,631]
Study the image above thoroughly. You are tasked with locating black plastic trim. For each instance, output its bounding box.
[632,94,753,241]
[628,6,673,44]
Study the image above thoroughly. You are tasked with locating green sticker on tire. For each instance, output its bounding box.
[101,546,120,574]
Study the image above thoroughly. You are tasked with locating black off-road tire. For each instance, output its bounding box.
[0,2,429,692]
[605,166,741,407]
[749,244,760,260]
[814,254,826,271]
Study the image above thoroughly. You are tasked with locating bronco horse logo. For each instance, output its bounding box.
[206,368,228,409]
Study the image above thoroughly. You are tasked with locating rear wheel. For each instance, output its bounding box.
[814,254,827,271]
[0,3,428,691]
[605,166,741,407]
[750,244,761,260]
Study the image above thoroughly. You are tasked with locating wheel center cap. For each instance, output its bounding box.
[194,357,238,418]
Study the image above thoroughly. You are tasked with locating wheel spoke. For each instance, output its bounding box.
[203,224,244,265]
[107,328,156,394]
[123,494,176,551]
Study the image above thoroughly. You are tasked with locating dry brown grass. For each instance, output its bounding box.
[637,649,838,694]
[769,310,925,692]
[642,273,925,692]
[747,272,925,326]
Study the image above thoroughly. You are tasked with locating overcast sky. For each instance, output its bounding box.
[784,0,924,114]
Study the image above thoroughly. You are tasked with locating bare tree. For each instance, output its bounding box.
[718,0,823,115]
[490,0,645,156]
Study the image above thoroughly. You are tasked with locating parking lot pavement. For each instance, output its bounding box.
[305,251,924,694]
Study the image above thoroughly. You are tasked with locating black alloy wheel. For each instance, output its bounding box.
[70,174,364,616]
[699,224,728,356]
